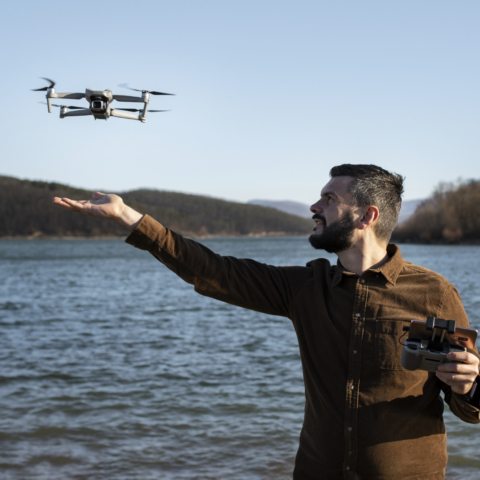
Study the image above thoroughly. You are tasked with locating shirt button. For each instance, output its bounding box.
[355,313,361,318]
[348,427,353,432]
[353,350,357,354]
[346,466,350,470]
[360,279,365,284]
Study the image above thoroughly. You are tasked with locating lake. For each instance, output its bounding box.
[0,238,479,479]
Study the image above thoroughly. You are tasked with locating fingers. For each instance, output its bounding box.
[53,196,75,210]
[52,197,86,213]
[436,352,480,395]
[436,379,473,395]
[445,351,478,364]
[436,371,476,394]
[437,363,476,374]
[436,370,476,383]
[436,368,476,392]
[437,352,480,372]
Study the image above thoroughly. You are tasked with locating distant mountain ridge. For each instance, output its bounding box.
[0,175,312,238]
[397,199,423,224]
[248,199,312,218]
[249,198,424,223]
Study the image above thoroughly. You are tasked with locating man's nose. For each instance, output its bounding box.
[310,201,322,214]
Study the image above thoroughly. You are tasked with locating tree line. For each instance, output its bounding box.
[0,175,312,238]
[4,174,477,243]
[393,179,480,244]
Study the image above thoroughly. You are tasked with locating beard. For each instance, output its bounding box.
[308,210,356,254]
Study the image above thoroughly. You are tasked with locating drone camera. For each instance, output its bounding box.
[91,100,106,111]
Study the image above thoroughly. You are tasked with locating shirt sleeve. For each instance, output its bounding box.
[125,214,311,318]
[438,284,480,424]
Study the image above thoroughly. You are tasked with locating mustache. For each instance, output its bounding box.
[312,214,327,225]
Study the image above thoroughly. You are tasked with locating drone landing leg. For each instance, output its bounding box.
[61,109,93,119]
[139,103,148,122]
[110,109,142,122]
[46,87,55,113]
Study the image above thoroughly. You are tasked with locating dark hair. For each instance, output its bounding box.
[330,164,404,243]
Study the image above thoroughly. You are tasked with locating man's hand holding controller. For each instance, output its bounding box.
[436,352,479,396]
[53,192,142,232]
[402,317,479,402]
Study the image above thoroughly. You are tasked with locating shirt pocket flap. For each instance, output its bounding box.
[375,320,410,370]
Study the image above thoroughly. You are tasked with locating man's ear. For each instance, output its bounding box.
[358,206,379,230]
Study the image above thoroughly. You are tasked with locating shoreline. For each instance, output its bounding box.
[0,232,309,241]
[1,235,480,245]
[391,238,480,246]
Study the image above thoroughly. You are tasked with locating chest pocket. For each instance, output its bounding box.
[375,319,410,370]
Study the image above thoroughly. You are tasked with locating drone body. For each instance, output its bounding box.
[33,78,173,123]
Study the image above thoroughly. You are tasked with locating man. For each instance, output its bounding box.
[53,164,479,479]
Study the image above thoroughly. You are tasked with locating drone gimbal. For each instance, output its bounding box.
[32,78,173,123]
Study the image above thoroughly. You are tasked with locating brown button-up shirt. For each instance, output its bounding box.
[126,215,480,480]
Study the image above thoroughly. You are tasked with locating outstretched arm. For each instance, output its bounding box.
[53,193,311,318]
[52,192,143,231]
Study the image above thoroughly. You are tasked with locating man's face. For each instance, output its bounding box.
[308,176,357,253]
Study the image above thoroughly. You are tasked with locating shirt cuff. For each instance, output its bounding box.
[125,214,167,251]
[453,389,480,415]
[459,376,480,409]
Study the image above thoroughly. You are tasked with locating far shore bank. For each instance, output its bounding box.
[0,232,310,241]
[391,238,480,246]
[2,235,480,245]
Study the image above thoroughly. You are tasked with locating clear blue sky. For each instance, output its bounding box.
[1,1,479,204]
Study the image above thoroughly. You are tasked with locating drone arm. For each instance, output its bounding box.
[110,109,141,121]
[112,94,145,103]
[61,109,92,118]
[51,92,86,100]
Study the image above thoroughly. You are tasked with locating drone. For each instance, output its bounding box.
[32,78,174,123]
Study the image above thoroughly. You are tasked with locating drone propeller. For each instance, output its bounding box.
[115,108,170,112]
[39,102,85,110]
[32,77,56,91]
[118,83,174,96]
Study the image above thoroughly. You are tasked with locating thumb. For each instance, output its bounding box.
[92,191,107,200]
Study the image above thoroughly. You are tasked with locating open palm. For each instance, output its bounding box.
[53,192,126,220]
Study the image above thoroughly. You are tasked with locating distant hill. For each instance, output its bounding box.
[249,198,425,223]
[248,199,312,218]
[397,199,424,224]
[0,175,312,238]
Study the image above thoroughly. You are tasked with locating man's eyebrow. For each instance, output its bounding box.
[321,190,339,199]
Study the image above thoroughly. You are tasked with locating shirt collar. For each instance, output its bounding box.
[375,244,403,285]
[331,244,404,287]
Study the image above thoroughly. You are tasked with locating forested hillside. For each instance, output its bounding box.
[393,179,480,244]
[0,175,312,238]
